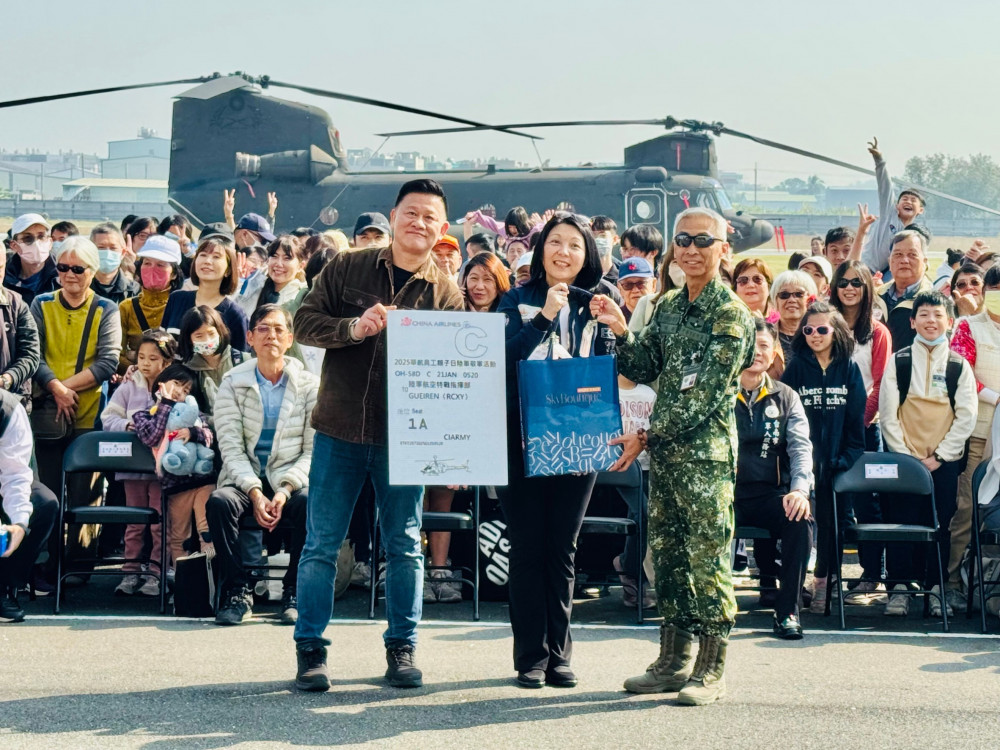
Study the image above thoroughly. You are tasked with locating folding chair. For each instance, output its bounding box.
[55,432,164,613]
[576,463,646,624]
[369,487,481,621]
[833,452,948,632]
[732,525,776,601]
[968,461,1000,633]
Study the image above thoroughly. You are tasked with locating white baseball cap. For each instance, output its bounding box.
[515,252,533,272]
[137,235,182,264]
[10,213,50,237]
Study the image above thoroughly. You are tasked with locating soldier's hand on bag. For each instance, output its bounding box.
[589,295,627,335]
[782,490,811,522]
[607,433,642,472]
[541,283,570,320]
[354,303,396,338]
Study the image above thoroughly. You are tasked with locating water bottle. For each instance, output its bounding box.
[0,525,8,557]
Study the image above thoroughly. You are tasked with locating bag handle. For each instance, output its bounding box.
[75,295,100,374]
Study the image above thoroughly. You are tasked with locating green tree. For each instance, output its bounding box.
[903,153,1000,218]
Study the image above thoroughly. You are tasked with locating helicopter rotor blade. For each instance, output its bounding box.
[718,126,1000,218]
[376,118,674,138]
[0,76,218,110]
[263,79,541,140]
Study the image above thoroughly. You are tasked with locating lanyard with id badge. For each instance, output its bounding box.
[681,350,704,392]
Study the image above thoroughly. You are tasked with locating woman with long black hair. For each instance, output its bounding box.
[496,213,614,689]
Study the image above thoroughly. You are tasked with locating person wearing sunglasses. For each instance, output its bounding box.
[29,235,123,588]
[780,302,866,615]
[768,271,818,375]
[4,214,60,305]
[947,264,1000,615]
[731,258,776,320]
[829,260,893,605]
[617,257,656,321]
[590,206,755,706]
[949,263,985,318]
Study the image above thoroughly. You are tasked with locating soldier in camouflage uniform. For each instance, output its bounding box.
[592,206,755,706]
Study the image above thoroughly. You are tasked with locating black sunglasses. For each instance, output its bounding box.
[803,325,832,336]
[674,233,721,249]
[836,278,865,289]
[777,290,806,300]
[56,263,88,275]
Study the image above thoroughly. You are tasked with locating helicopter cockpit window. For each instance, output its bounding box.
[713,189,733,210]
[695,191,719,211]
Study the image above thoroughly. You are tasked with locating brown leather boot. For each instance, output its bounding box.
[676,634,728,705]
[623,624,695,693]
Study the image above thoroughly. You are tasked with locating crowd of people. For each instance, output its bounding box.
[1,139,998,704]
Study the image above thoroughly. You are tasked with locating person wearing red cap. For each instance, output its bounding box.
[431,235,463,282]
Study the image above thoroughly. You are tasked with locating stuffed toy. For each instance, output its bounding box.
[159,396,214,476]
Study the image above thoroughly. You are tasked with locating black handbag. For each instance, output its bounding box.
[30,296,99,441]
[173,551,216,617]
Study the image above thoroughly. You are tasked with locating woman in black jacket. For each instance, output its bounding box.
[780,302,866,615]
[0,282,40,407]
[496,213,615,689]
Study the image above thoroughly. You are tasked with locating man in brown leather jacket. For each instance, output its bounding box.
[292,179,463,692]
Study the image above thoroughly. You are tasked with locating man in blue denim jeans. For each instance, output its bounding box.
[291,179,464,691]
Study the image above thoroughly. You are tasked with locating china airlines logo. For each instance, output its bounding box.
[401,317,412,326]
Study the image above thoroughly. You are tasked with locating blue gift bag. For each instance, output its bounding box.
[518,347,623,477]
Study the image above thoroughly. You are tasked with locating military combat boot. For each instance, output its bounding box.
[623,623,694,693]
[676,634,728,706]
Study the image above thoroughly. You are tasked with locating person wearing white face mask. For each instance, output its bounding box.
[947,264,1000,613]
[90,223,140,304]
[879,290,977,618]
[4,214,60,305]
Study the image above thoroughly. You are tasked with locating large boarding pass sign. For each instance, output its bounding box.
[387,310,508,486]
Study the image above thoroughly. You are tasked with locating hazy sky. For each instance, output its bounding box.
[4,0,1000,186]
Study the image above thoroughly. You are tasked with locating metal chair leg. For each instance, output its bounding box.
[368,507,379,620]
[54,469,67,615]
[473,487,480,622]
[935,537,949,633]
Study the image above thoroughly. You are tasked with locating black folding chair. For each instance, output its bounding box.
[732,525,776,601]
[833,452,948,632]
[968,461,1000,633]
[369,487,481,621]
[577,463,646,624]
[55,432,165,613]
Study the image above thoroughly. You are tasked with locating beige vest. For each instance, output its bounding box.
[965,312,1000,439]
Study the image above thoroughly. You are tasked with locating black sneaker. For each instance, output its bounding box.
[385,644,423,688]
[215,587,253,626]
[0,587,24,623]
[280,588,298,625]
[295,647,330,692]
[773,614,804,640]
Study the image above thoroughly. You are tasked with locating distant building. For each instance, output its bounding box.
[733,190,818,212]
[62,178,168,202]
[100,129,170,180]
[822,185,878,213]
[0,150,99,199]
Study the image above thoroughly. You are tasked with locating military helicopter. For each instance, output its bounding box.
[4,72,998,251]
